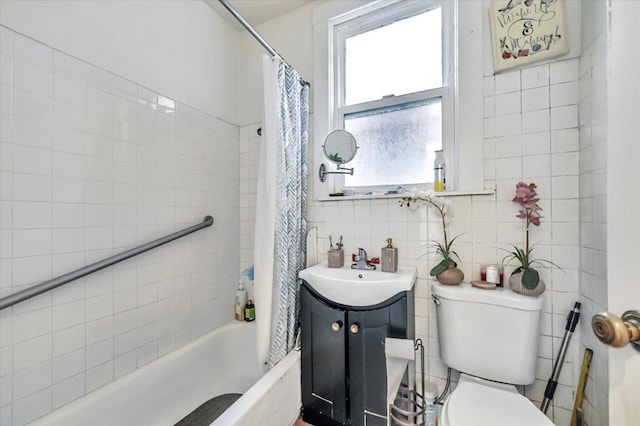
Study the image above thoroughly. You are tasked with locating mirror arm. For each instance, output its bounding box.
[319,163,354,182]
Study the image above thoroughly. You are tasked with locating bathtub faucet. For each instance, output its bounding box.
[352,248,375,270]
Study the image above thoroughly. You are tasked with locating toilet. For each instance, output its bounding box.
[431,282,554,426]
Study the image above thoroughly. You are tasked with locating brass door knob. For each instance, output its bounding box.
[592,310,640,351]
[350,323,359,334]
[331,321,342,331]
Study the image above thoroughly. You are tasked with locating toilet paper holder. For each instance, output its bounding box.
[591,310,640,353]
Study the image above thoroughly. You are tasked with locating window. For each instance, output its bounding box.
[312,0,484,200]
[332,0,453,190]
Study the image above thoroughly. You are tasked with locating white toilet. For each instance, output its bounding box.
[431,282,554,426]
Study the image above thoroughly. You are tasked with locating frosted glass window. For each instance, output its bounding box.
[344,99,442,187]
[344,7,442,106]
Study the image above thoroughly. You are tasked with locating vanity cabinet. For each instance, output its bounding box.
[300,282,414,426]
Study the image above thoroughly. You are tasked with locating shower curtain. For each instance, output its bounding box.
[255,55,309,369]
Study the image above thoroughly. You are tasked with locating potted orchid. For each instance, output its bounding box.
[503,182,559,296]
[400,191,464,285]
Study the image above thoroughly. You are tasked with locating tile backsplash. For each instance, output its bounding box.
[0,26,240,425]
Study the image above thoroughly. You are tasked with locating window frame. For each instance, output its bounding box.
[312,0,485,201]
[329,0,456,193]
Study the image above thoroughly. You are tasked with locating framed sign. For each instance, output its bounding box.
[490,0,569,73]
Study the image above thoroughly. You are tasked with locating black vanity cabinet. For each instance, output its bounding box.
[300,282,414,426]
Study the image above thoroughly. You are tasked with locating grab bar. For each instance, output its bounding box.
[0,215,214,310]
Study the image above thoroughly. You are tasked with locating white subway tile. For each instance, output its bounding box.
[521,87,549,112]
[13,59,52,96]
[14,145,52,176]
[495,135,521,158]
[86,337,113,369]
[13,116,52,149]
[551,152,579,176]
[521,64,549,90]
[550,81,579,107]
[523,131,550,156]
[522,109,549,134]
[494,92,521,116]
[12,387,52,426]
[85,360,113,393]
[52,372,85,409]
[52,203,84,228]
[53,99,85,130]
[52,324,85,358]
[12,307,51,343]
[86,294,114,323]
[523,154,551,178]
[0,113,11,144]
[551,129,582,153]
[52,177,84,203]
[13,228,51,257]
[12,255,52,287]
[52,299,85,331]
[550,59,579,84]
[13,334,52,371]
[52,228,84,254]
[53,152,85,179]
[53,74,85,105]
[13,201,51,229]
[13,87,51,122]
[483,76,495,96]
[494,113,521,137]
[86,66,114,94]
[53,126,84,155]
[114,350,137,379]
[13,360,52,399]
[114,309,137,334]
[0,369,11,406]
[85,181,112,205]
[550,105,578,130]
[113,76,137,102]
[551,175,579,199]
[494,71,520,94]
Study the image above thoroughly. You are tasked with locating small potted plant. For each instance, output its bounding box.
[401,191,464,285]
[503,182,559,296]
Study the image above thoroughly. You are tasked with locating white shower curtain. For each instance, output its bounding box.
[255,55,309,370]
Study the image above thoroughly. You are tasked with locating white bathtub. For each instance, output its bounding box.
[30,321,302,426]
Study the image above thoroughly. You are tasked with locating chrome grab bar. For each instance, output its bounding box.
[0,215,214,310]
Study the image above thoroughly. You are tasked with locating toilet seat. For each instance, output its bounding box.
[440,375,554,426]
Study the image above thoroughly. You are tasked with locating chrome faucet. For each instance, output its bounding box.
[351,247,376,270]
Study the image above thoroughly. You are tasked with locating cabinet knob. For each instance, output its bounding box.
[332,321,343,331]
[350,323,359,334]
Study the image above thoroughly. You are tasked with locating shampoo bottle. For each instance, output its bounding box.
[244,300,255,322]
[235,281,247,321]
[381,238,398,273]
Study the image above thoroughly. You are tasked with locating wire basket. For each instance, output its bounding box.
[389,386,426,426]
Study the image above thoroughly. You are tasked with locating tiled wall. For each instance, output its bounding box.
[0,26,240,425]
[578,32,608,426]
[241,56,582,424]
[239,124,260,300]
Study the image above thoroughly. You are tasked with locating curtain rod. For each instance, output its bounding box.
[217,0,310,87]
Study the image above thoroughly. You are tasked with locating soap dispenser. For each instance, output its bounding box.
[381,238,398,272]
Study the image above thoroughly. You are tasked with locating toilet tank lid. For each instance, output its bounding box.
[431,283,543,311]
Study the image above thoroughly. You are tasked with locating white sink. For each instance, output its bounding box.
[299,262,416,306]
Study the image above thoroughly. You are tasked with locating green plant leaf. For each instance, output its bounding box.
[430,259,450,276]
[522,268,539,289]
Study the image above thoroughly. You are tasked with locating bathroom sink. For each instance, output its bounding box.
[298,262,416,306]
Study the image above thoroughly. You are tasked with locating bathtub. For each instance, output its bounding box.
[30,320,302,426]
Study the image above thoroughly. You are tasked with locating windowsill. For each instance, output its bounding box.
[317,188,495,202]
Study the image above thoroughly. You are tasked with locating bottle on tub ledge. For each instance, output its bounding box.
[244,300,255,322]
[381,238,398,272]
[235,280,247,321]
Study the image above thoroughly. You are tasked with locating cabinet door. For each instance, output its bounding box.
[348,297,408,426]
[301,285,348,425]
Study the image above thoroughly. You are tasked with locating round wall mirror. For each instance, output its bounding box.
[323,130,358,164]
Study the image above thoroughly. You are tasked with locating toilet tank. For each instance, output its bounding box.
[431,283,543,385]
